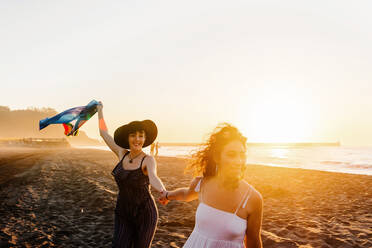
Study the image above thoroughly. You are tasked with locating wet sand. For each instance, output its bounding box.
[0,147,371,247]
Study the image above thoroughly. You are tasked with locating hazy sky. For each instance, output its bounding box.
[1,1,372,145]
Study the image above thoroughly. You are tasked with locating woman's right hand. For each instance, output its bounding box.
[158,190,170,205]
[97,101,103,112]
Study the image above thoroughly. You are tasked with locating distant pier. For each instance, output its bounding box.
[0,138,71,148]
[160,142,341,148]
[246,142,341,148]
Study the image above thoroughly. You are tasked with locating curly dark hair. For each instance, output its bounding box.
[185,123,247,179]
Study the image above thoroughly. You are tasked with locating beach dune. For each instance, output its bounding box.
[0,147,371,247]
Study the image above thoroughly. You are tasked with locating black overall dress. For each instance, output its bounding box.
[111,151,158,248]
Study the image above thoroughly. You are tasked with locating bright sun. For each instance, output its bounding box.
[236,91,315,143]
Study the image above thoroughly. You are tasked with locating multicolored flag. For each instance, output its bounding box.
[39,100,100,136]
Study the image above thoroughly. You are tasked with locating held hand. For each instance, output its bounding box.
[158,190,170,205]
[158,197,169,205]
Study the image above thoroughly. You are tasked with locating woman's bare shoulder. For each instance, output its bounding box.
[242,181,263,204]
[117,149,129,161]
[189,176,203,190]
[143,154,156,165]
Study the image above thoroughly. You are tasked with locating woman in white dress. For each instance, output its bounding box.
[159,123,263,248]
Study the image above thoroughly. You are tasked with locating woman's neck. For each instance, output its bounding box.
[130,149,143,156]
[215,171,240,191]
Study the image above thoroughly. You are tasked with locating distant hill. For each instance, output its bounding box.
[0,105,102,146]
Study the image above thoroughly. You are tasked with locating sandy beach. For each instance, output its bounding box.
[0,147,371,247]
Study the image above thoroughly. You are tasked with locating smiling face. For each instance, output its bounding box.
[215,140,246,179]
[128,130,146,151]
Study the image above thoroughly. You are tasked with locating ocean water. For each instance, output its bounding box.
[245,146,372,176]
[73,145,372,176]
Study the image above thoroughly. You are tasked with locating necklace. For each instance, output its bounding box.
[129,152,143,163]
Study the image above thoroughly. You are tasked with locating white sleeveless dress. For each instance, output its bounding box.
[183,179,253,248]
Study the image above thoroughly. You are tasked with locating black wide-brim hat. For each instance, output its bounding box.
[114,120,158,149]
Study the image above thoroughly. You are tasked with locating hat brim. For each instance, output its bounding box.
[114,120,157,149]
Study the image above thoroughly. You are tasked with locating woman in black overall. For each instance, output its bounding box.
[97,102,167,248]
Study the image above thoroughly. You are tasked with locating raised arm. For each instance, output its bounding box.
[145,156,167,193]
[165,177,201,202]
[244,191,263,248]
[97,102,127,159]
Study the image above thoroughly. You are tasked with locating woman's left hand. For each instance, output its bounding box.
[158,191,169,205]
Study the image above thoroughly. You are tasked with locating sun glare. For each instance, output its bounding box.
[236,90,314,143]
